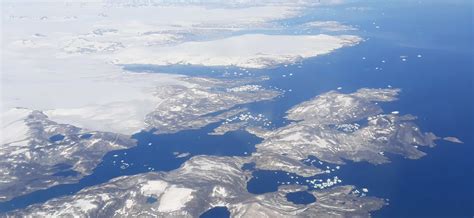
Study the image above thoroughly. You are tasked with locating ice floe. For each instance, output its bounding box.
[443,137,464,144]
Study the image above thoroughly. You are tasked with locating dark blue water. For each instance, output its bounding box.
[79,133,93,139]
[199,207,230,218]
[146,197,157,204]
[1,0,473,216]
[0,124,260,212]
[48,134,65,142]
[260,2,474,215]
[286,191,317,205]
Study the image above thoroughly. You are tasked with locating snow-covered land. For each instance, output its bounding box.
[145,77,280,134]
[0,108,135,201]
[7,156,384,217]
[249,88,441,177]
[113,34,362,68]
[303,21,358,32]
[1,0,361,135]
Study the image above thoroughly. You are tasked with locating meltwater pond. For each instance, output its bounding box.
[286,191,317,205]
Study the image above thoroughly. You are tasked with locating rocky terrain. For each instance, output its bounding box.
[247,89,440,177]
[6,156,384,217]
[145,77,280,134]
[0,108,136,202]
